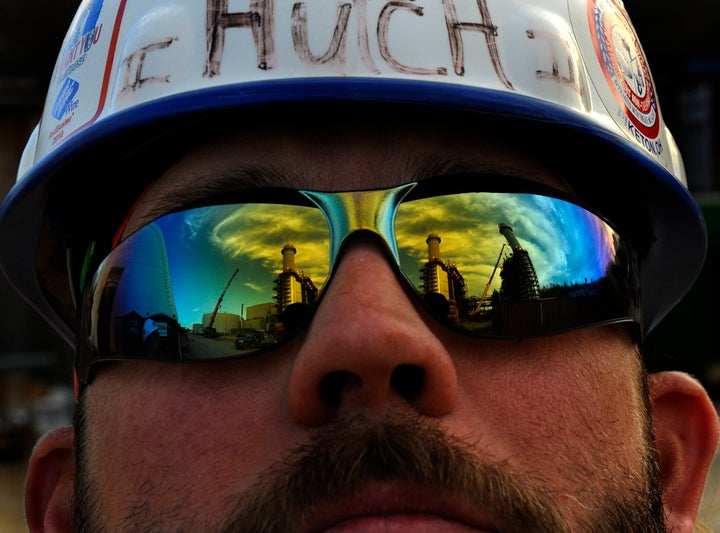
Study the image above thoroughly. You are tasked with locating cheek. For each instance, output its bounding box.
[449,334,647,484]
[83,357,299,511]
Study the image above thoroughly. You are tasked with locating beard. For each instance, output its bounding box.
[71,398,666,533]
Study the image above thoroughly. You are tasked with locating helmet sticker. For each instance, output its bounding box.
[586,0,661,143]
[55,0,104,82]
[51,78,80,121]
[47,0,124,148]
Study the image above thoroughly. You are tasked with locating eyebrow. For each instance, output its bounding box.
[140,163,299,222]
[131,153,541,235]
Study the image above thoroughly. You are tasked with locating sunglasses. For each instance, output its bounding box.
[76,179,640,384]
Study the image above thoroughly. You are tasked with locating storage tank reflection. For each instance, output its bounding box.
[87,222,181,358]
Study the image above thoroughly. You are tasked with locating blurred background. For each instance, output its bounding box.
[0,1,718,531]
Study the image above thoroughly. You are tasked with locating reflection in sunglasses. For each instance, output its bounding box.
[77,189,638,383]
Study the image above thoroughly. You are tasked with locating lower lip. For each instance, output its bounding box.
[322,514,490,532]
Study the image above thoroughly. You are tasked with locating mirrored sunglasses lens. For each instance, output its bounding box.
[394,192,638,337]
[80,203,330,362]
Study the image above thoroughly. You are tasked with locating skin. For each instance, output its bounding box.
[25,121,720,532]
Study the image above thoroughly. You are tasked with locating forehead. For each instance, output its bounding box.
[125,119,565,236]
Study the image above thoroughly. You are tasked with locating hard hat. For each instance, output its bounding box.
[0,0,706,348]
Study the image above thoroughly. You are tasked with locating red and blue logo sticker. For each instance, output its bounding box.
[588,0,660,143]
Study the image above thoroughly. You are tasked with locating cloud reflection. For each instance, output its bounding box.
[395,193,616,297]
[213,203,331,284]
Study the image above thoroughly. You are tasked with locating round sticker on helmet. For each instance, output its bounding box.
[587,0,659,139]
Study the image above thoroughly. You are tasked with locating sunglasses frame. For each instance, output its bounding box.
[75,175,641,384]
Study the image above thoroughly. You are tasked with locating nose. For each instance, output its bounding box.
[287,235,458,426]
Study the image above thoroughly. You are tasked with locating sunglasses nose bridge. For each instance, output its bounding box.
[301,183,416,272]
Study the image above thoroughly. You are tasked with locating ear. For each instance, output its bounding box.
[25,426,75,533]
[647,371,719,533]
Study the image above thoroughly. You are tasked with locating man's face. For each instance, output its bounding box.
[74,121,664,532]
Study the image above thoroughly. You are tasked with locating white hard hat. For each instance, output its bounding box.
[0,0,706,347]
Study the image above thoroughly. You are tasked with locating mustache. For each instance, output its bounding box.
[220,413,565,533]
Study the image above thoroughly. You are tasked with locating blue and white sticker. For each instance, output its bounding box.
[51,78,80,121]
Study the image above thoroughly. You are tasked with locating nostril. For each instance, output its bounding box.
[318,365,425,407]
[390,364,425,401]
[319,370,362,407]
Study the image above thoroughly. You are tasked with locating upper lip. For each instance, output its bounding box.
[297,478,500,532]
